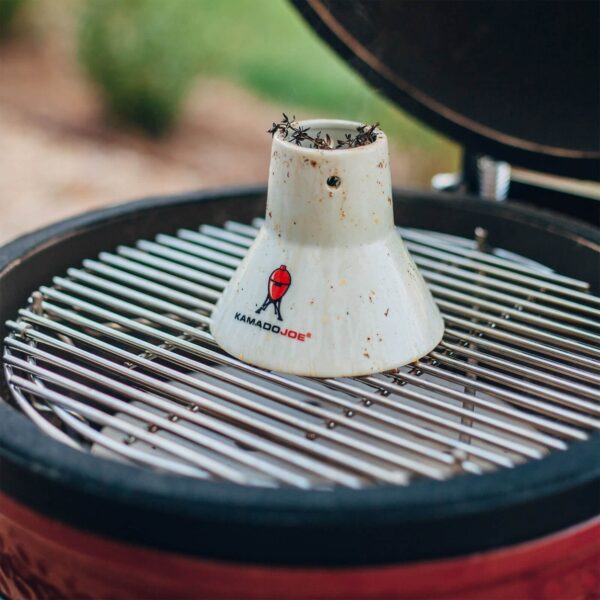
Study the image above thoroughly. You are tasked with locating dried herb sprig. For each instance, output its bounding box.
[268,114,379,149]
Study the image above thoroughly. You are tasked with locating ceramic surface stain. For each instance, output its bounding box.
[210,119,444,377]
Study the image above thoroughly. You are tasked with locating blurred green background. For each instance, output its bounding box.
[76,0,455,152]
[0,0,458,243]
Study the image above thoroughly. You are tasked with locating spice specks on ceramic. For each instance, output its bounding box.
[210,119,444,377]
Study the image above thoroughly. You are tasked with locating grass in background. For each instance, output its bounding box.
[192,0,454,156]
[0,0,25,36]
[78,0,457,169]
[79,0,203,135]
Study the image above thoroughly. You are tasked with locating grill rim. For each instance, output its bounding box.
[0,186,599,566]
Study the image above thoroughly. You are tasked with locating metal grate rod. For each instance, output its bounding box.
[438,302,599,360]
[7,363,255,484]
[5,334,368,488]
[442,314,598,371]
[443,328,600,386]
[402,238,596,300]
[8,314,495,469]
[163,229,600,355]
[5,344,322,488]
[397,227,591,290]
[367,372,574,446]
[200,224,600,329]
[8,316,430,484]
[414,256,600,318]
[439,340,600,402]
[21,300,552,463]
[4,218,598,490]
[426,278,599,332]
[6,314,469,479]
[245,219,599,306]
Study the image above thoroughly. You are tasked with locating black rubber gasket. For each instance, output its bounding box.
[0,187,598,566]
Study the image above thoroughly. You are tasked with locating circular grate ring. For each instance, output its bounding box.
[3,218,599,489]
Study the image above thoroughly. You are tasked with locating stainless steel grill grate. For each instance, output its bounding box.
[3,218,599,489]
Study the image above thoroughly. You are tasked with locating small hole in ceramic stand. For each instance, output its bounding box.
[327,176,341,188]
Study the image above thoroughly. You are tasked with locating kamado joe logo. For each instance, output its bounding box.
[233,264,312,342]
[256,264,291,321]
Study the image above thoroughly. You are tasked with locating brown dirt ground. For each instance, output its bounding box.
[0,23,445,245]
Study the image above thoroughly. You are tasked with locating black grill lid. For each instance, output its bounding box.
[292,0,600,181]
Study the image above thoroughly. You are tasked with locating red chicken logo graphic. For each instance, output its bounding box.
[256,265,291,322]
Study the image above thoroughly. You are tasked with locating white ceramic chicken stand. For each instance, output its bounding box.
[211,119,444,377]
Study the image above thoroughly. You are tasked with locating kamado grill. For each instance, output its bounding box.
[1,2,598,599]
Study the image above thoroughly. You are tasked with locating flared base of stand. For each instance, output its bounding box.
[211,229,444,377]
